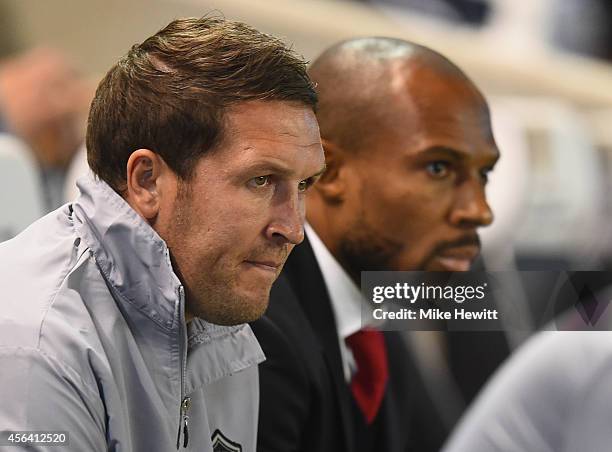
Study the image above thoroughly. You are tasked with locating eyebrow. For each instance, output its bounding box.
[310,164,327,179]
[417,145,499,164]
[242,160,327,180]
[417,146,466,160]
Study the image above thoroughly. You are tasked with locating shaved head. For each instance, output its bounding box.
[308,38,483,153]
[306,37,498,279]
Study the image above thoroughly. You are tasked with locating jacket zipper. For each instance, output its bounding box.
[176,286,190,449]
[180,396,191,447]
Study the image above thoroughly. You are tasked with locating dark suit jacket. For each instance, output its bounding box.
[251,237,446,452]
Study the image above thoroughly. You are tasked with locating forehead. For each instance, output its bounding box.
[208,100,324,172]
[225,100,319,140]
[372,65,498,159]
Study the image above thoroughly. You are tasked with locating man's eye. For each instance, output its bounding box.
[249,175,271,188]
[426,161,450,178]
[298,179,310,192]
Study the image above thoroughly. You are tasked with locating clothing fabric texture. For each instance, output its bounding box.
[443,330,612,452]
[251,235,446,452]
[0,173,264,451]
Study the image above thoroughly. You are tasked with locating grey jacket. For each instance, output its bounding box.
[0,174,265,451]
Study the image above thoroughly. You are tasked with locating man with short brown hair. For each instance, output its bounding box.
[0,16,325,451]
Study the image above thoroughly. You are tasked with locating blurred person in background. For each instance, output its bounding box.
[252,37,500,452]
[370,0,491,26]
[0,47,92,210]
[0,16,325,451]
[443,326,612,451]
[549,0,612,61]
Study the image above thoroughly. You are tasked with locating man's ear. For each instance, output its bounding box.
[125,149,167,221]
[313,139,348,204]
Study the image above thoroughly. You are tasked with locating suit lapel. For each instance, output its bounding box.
[283,236,355,451]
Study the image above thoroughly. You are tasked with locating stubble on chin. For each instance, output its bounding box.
[185,277,272,326]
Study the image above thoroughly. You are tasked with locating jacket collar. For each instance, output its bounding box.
[72,172,181,330]
[71,173,264,380]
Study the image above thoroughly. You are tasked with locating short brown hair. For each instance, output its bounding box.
[86,16,317,192]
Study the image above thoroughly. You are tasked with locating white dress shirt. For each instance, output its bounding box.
[305,224,374,382]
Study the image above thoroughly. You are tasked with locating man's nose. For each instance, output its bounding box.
[449,180,494,228]
[265,191,305,246]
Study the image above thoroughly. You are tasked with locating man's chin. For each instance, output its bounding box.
[187,291,270,326]
[229,296,270,325]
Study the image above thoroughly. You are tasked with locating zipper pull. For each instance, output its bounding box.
[181,397,191,448]
[182,415,189,448]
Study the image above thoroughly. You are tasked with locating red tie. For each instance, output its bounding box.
[345,328,389,424]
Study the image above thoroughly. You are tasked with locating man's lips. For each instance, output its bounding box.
[243,260,283,273]
[434,245,480,271]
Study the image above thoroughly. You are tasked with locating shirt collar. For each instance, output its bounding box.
[305,223,366,340]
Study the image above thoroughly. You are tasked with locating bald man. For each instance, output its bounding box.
[251,38,500,452]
